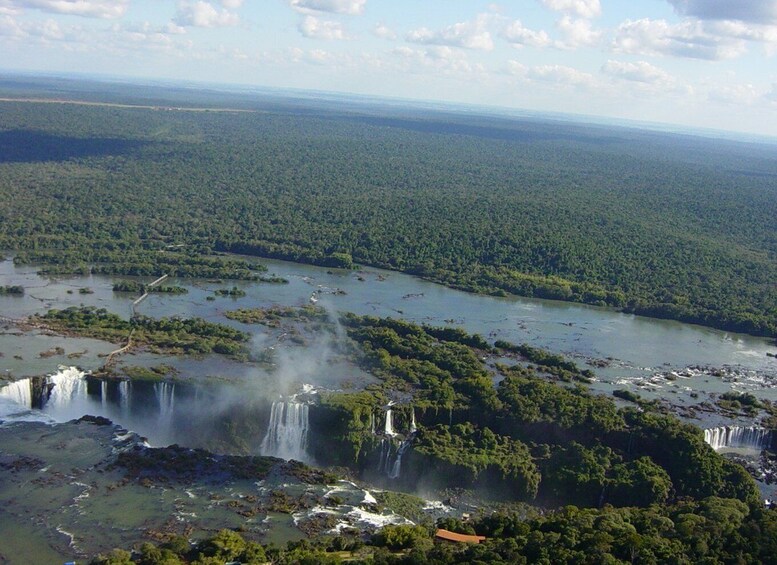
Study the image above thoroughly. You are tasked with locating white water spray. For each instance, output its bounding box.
[704,426,772,451]
[0,379,33,408]
[47,367,88,407]
[384,409,395,436]
[261,401,310,462]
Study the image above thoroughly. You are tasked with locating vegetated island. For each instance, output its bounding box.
[0,79,775,339]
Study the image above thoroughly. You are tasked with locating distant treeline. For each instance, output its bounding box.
[1,99,775,336]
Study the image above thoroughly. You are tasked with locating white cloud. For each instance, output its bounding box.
[767,84,777,102]
[502,19,554,48]
[289,0,366,16]
[11,0,129,19]
[668,0,777,25]
[601,59,672,85]
[372,22,395,40]
[540,0,600,19]
[175,1,239,28]
[298,15,347,40]
[527,64,595,86]
[708,83,760,105]
[505,59,527,75]
[613,18,747,60]
[556,15,601,47]
[390,45,481,75]
[0,14,24,35]
[406,14,494,51]
[220,0,242,7]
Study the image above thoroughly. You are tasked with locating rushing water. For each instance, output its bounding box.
[260,401,310,461]
[0,366,274,451]
[704,426,773,451]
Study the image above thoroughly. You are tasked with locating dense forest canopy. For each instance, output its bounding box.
[1,78,775,337]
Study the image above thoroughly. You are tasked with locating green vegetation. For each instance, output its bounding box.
[214,285,245,297]
[0,97,774,336]
[37,306,249,357]
[91,501,777,564]
[0,284,24,295]
[113,280,144,292]
[309,316,761,511]
[151,285,188,294]
[15,249,263,281]
[226,305,328,327]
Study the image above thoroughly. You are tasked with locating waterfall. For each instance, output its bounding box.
[0,379,33,408]
[46,367,88,407]
[409,409,417,434]
[377,438,392,472]
[101,380,108,410]
[388,439,412,479]
[384,409,395,436]
[704,426,772,451]
[119,380,131,416]
[260,401,309,461]
[370,412,375,435]
[155,382,175,424]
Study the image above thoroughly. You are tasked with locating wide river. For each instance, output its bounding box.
[1,255,776,417]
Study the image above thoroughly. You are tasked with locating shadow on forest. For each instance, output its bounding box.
[0,129,148,163]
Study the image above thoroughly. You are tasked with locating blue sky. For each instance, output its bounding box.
[1,0,776,136]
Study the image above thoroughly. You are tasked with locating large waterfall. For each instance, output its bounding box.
[704,426,772,451]
[47,367,88,407]
[0,379,33,409]
[260,401,310,462]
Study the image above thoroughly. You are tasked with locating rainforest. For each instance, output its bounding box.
[1,77,776,565]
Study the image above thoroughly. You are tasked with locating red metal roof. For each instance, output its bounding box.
[435,529,487,544]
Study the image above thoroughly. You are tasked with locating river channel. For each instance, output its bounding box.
[1,254,776,434]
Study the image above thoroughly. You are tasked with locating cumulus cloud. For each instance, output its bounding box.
[527,64,595,86]
[175,1,239,28]
[502,19,554,48]
[289,0,366,15]
[390,45,481,75]
[11,0,129,19]
[505,59,528,75]
[406,13,494,51]
[220,0,242,7]
[298,15,347,39]
[540,0,600,19]
[601,59,672,85]
[668,0,777,24]
[556,15,601,47]
[613,18,747,60]
[708,83,760,105]
[372,22,395,40]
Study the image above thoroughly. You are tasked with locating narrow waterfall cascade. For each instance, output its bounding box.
[46,367,88,407]
[154,382,175,424]
[119,380,131,415]
[409,410,417,434]
[260,401,310,462]
[388,438,412,480]
[704,426,773,451]
[0,379,33,409]
[377,438,394,473]
[370,412,376,435]
[101,380,108,410]
[384,409,396,437]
